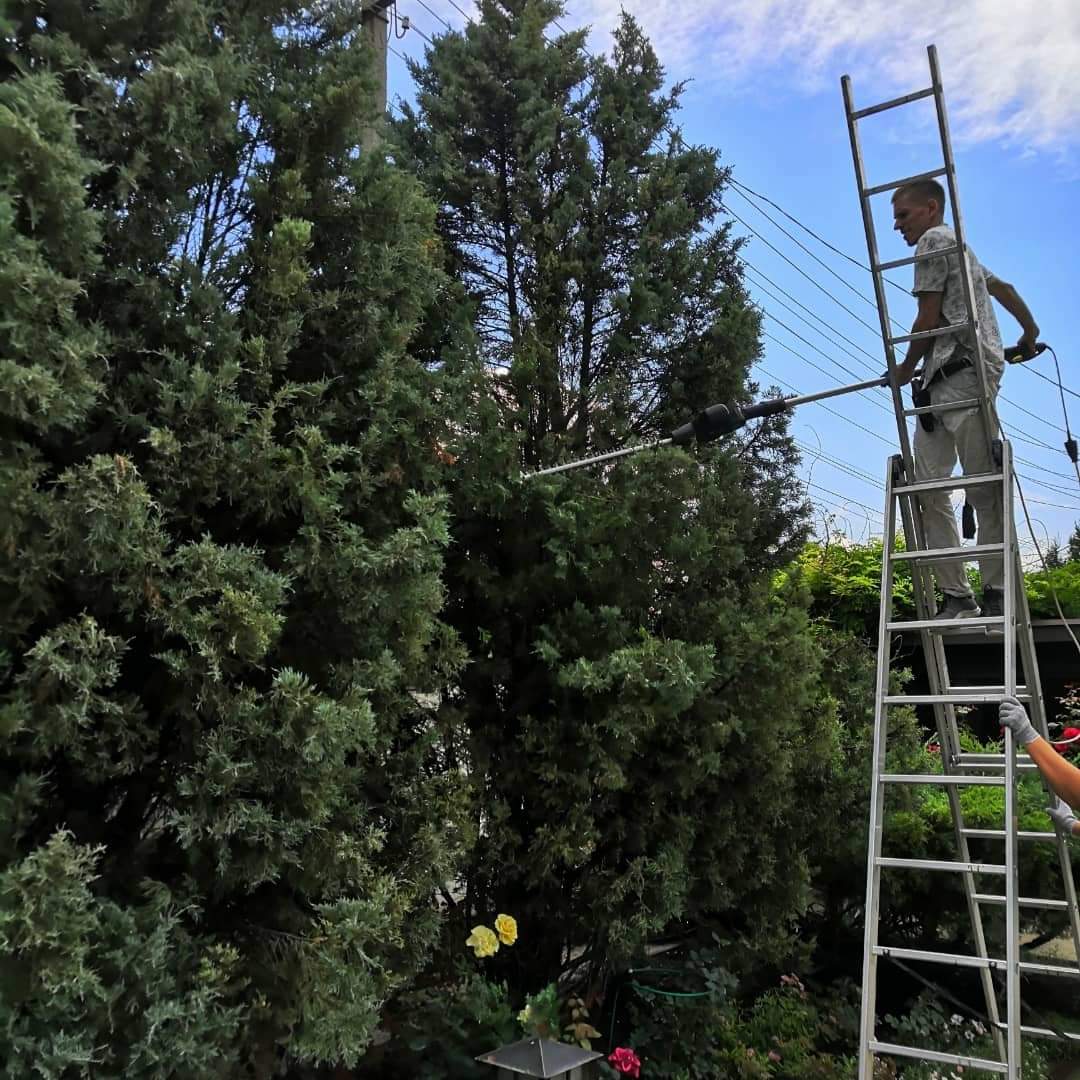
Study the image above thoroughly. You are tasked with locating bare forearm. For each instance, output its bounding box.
[989,281,1039,338]
[1025,738,1080,818]
[897,313,939,378]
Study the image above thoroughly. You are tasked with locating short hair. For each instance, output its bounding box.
[892,179,947,209]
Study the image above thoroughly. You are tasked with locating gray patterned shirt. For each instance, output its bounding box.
[912,223,1004,397]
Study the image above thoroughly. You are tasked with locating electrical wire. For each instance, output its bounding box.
[390,5,1080,545]
[441,0,473,22]
[726,179,1080,409]
[1029,364,1080,404]
[729,176,912,298]
[722,202,885,338]
[727,182,906,331]
[754,364,895,447]
[761,330,894,416]
[412,0,452,30]
[1015,476,1080,657]
[743,260,882,366]
[1046,345,1080,488]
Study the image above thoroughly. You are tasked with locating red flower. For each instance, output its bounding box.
[1053,728,1079,753]
[609,1046,642,1077]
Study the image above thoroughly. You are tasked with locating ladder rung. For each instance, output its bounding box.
[876,856,1005,874]
[954,753,1040,773]
[884,692,1012,705]
[868,1040,1006,1074]
[873,945,1003,970]
[890,321,969,346]
[893,472,1003,496]
[881,774,1005,787]
[905,397,981,417]
[864,166,949,198]
[993,1021,1080,1043]
[973,893,1070,911]
[887,615,1005,632]
[851,86,936,120]
[963,828,1056,841]
[1019,960,1080,979]
[891,542,1005,563]
[949,685,1029,699]
[876,244,959,271]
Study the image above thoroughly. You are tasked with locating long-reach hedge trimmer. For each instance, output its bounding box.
[523,342,1052,481]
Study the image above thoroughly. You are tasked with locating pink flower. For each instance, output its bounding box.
[608,1046,642,1077]
[768,1050,782,1063]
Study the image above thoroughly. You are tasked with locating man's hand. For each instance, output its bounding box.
[1017,329,1040,357]
[1000,696,1039,746]
[892,358,919,387]
[1048,797,1078,836]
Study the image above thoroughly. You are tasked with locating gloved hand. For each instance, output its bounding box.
[999,696,1039,746]
[1047,798,1078,836]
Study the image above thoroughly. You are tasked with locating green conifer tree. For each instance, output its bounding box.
[395,0,825,993]
[1,2,464,1073]
[1067,522,1080,563]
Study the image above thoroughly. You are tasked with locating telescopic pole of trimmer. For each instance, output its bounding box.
[523,374,888,479]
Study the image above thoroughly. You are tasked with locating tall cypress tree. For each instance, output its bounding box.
[396,0,824,993]
[1,2,464,1073]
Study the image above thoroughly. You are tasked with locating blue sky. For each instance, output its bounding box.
[386,0,1080,554]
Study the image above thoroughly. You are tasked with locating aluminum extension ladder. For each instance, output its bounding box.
[842,45,1080,1079]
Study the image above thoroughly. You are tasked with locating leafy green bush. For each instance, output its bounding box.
[376,974,519,1080]
[621,971,859,1080]
[884,993,1069,1079]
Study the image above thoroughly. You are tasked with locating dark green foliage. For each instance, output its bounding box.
[1,2,465,1072]
[391,0,821,1000]
[621,970,859,1080]
[374,973,519,1079]
[1068,522,1080,564]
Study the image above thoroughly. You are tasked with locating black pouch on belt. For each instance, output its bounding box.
[911,378,935,433]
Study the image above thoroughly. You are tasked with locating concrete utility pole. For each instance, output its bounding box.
[360,0,395,153]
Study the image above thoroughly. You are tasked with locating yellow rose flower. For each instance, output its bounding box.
[494,913,518,946]
[466,925,499,958]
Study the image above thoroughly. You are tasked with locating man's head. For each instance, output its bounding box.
[891,179,947,247]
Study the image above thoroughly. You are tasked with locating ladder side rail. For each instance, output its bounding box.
[926,44,999,458]
[841,75,916,474]
[1001,445,1022,1078]
[895,482,1006,1059]
[858,458,903,1080]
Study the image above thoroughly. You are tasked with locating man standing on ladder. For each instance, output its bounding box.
[888,179,1040,619]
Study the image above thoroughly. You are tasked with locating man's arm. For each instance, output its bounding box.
[1023,738,1080,827]
[987,277,1039,351]
[894,291,943,385]
[1000,698,1080,831]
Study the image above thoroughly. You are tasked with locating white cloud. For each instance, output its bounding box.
[569,0,1080,154]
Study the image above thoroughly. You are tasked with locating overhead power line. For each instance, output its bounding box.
[753,364,895,448]
[729,176,912,298]
[413,0,453,30]
[727,182,905,331]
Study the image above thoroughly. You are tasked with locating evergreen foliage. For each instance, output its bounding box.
[1,2,465,1072]
[393,0,823,996]
[791,536,1080,626]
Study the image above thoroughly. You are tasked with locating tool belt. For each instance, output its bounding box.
[912,353,974,433]
[922,353,972,389]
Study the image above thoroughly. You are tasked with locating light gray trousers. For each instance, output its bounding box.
[912,388,1003,598]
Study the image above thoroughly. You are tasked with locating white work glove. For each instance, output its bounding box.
[1048,798,1078,836]
[999,696,1039,746]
